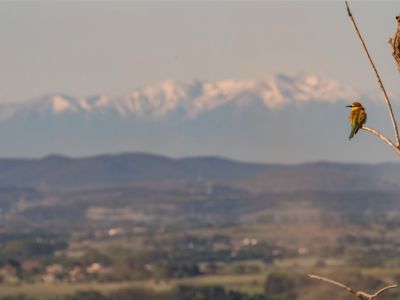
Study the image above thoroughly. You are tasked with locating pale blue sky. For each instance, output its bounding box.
[0,1,399,102]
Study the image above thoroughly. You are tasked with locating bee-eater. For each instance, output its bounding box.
[346,101,367,140]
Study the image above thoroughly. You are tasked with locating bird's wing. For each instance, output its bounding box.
[354,110,366,135]
[358,109,367,124]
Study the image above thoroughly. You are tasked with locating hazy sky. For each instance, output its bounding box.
[1,1,400,103]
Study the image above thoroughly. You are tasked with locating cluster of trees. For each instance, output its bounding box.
[0,286,266,300]
[0,239,66,260]
[0,273,303,300]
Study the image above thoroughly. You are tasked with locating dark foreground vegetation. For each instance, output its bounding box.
[1,285,266,300]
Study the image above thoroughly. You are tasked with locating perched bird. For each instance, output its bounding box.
[346,101,367,140]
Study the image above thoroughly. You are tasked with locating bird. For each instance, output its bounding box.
[346,101,367,140]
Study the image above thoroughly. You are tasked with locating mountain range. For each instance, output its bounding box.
[0,152,399,193]
[0,73,361,120]
[0,73,395,162]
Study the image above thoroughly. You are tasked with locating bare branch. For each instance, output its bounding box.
[308,274,357,297]
[309,274,398,300]
[361,125,400,156]
[346,1,400,146]
[373,285,398,298]
[312,6,400,300]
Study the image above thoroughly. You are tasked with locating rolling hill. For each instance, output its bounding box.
[0,152,398,192]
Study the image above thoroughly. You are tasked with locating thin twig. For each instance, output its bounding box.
[373,285,398,298]
[346,1,400,147]
[309,274,398,300]
[308,274,357,296]
[361,125,400,156]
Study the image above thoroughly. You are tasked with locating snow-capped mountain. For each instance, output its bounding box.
[0,73,363,122]
[0,73,392,163]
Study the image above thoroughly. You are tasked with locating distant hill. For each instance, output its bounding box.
[0,152,399,192]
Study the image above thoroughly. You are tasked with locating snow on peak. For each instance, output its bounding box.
[0,73,363,122]
[303,74,319,87]
[118,73,361,117]
[51,95,74,113]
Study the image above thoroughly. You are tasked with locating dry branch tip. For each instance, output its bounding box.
[309,274,397,300]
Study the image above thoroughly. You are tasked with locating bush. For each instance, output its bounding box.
[264,272,297,300]
[66,291,108,300]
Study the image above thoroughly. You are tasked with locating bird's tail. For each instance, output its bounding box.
[349,126,357,140]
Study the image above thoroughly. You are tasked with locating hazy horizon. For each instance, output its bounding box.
[1,1,400,163]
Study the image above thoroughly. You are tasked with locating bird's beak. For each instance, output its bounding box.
[346,105,353,108]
